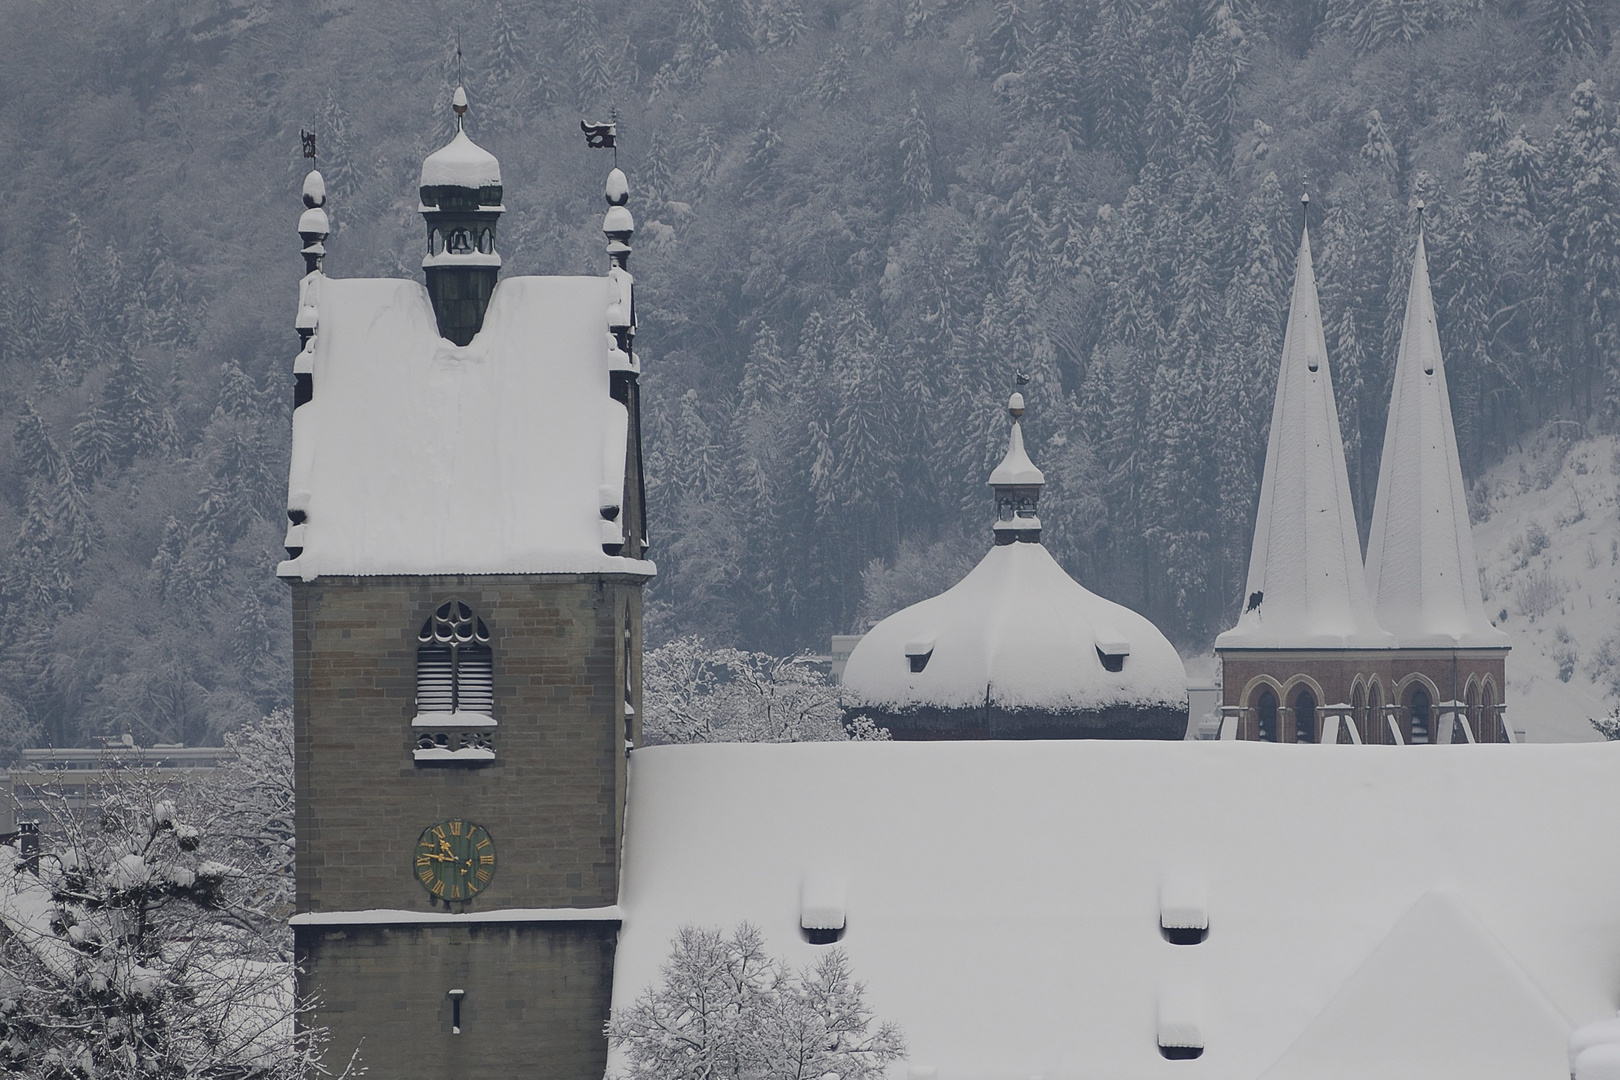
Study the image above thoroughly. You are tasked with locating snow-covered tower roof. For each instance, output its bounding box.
[841,398,1186,738]
[1365,221,1508,649]
[418,88,502,190]
[1216,215,1392,651]
[277,101,652,582]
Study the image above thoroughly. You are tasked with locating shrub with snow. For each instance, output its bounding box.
[607,923,905,1080]
[0,710,350,1079]
[1513,566,1565,619]
[644,636,889,743]
[1592,705,1620,741]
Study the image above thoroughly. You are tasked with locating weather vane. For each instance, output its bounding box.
[581,107,620,167]
[301,129,318,161]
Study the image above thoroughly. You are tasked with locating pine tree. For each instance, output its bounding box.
[1533,0,1599,55]
[100,353,165,467]
[980,0,1025,79]
[898,93,935,210]
[565,0,617,110]
[1082,2,1146,159]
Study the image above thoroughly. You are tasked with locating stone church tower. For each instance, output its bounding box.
[1216,204,1509,745]
[281,93,652,1078]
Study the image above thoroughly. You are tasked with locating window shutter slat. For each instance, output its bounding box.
[456,646,494,714]
[417,646,455,712]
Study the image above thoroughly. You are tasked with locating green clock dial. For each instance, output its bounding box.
[414,819,495,901]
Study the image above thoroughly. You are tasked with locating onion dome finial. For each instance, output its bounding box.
[988,392,1044,545]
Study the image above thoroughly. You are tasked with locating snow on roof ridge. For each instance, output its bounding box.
[1217,225,1392,651]
[1364,230,1508,649]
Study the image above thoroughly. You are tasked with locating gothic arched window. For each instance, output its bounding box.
[1256,688,1278,742]
[1408,684,1432,745]
[417,601,493,715]
[1293,687,1317,743]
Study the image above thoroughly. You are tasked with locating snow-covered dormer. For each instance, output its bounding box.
[1215,216,1392,652]
[1365,221,1509,650]
[841,398,1186,740]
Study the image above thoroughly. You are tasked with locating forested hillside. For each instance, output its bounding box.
[2,0,1618,751]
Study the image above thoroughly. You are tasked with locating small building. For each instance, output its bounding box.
[0,737,231,832]
[841,397,1187,739]
[1216,208,1508,744]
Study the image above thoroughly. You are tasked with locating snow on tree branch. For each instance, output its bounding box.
[606,923,905,1080]
[643,636,889,744]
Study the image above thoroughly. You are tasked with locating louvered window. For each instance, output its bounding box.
[416,601,493,716]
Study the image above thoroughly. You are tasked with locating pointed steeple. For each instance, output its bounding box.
[1365,214,1508,648]
[989,392,1044,544]
[1216,207,1392,650]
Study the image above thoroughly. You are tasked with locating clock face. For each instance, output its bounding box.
[414,820,495,901]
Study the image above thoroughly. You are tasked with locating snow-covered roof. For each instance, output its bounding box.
[614,740,1620,1080]
[1216,227,1392,651]
[419,127,501,190]
[841,542,1185,713]
[278,274,652,579]
[1365,231,1508,650]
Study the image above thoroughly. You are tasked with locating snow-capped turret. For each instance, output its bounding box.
[599,161,643,558]
[418,86,503,346]
[298,169,329,278]
[989,392,1044,544]
[841,394,1187,740]
[1216,206,1392,650]
[1365,213,1509,649]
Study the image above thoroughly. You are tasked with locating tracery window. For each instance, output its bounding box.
[413,601,495,764]
[417,601,493,714]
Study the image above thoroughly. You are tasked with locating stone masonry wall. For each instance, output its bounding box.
[290,574,643,914]
[298,921,616,1080]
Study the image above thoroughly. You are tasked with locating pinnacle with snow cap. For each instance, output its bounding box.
[1364,222,1509,648]
[990,392,1044,544]
[1215,221,1392,650]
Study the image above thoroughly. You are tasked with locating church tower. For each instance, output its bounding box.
[1216,202,1510,745]
[1215,203,1394,743]
[1364,210,1510,742]
[282,92,653,1078]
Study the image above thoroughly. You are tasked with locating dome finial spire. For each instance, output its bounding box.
[452,85,468,130]
[988,386,1044,545]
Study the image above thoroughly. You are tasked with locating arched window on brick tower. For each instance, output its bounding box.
[1483,681,1500,742]
[417,601,494,716]
[1351,681,1367,743]
[1256,688,1279,742]
[1465,677,1481,743]
[1408,684,1432,745]
[1368,681,1385,744]
[1293,686,1318,744]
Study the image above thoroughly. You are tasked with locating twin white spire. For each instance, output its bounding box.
[1365,217,1508,647]
[1219,201,1496,650]
[1217,209,1389,649]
